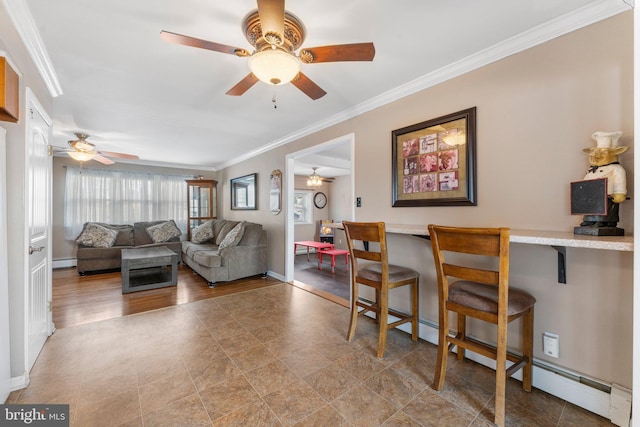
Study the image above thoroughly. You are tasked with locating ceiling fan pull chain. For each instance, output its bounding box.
[272,90,277,109]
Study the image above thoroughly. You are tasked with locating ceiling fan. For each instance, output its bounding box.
[160,0,375,100]
[55,133,139,165]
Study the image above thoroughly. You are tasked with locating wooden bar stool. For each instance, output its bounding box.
[343,221,419,358]
[428,225,536,427]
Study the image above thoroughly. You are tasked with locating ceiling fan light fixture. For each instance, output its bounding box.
[307,167,322,187]
[68,151,96,162]
[248,49,300,85]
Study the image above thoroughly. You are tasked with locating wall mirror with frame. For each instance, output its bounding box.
[231,173,257,210]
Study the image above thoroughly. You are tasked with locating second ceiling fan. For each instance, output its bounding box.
[160,0,375,100]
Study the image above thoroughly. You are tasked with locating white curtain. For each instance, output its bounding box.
[64,167,193,240]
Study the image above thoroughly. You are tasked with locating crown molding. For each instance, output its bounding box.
[2,0,63,97]
[220,0,631,170]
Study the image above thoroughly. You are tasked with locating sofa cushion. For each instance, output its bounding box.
[75,223,118,248]
[182,241,218,258]
[191,220,214,244]
[238,223,262,246]
[215,220,239,245]
[218,222,246,250]
[134,220,178,245]
[192,250,222,268]
[146,220,182,243]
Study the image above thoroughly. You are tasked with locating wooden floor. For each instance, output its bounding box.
[52,265,281,329]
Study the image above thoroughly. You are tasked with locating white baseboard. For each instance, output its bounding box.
[10,372,28,392]
[52,258,76,269]
[267,271,285,282]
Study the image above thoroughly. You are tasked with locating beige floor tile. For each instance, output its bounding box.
[244,360,299,397]
[211,398,282,427]
[293,404,351,427]
[74,388,141,427]
[381,411,424,426]
[198,373,261,420]
[189,355,242,392]
[280,346,332,377]
[262,379,326,426]
[331,384,397,426]
[138,370,197,415]
[134,350,188,386]
[402,389,476,427]
[226,341,278,372]
[365,366,426,409]
[435,370,493,416]
[302,363,358,401]
[334,348,388,382]
[557,402,616,426]
[141,393,211,427]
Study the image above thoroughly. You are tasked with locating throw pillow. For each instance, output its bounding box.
[146,220,182,243]
[218,221,246,250]
[75,223,118,248]
[191,220,214,244]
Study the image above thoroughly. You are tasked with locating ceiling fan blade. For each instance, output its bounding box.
[99,151,139,160]
[257,0,285,46]
[94,154,115,165]
[299,43,375,63]
[226,73,259,96]
[291,73,327,100]
[160,31,250,56]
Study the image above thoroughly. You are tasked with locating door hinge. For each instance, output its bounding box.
[48,301,52,312]
[48,145,53,156]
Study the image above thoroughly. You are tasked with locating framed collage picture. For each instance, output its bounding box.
[391,107,477,207]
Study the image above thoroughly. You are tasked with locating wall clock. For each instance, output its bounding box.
[314,191,327,209]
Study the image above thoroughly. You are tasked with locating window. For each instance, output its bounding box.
[293,190,313,224]
[64,167,193,240]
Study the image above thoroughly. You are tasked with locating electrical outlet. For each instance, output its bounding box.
[356,197,362,207]
[543,332,559,358]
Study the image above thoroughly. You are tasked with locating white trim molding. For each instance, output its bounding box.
[2,0,63,97]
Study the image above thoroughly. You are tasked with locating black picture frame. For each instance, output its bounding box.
[231,173,257,210]
[392,107,477,207]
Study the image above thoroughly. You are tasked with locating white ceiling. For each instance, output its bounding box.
[17,0,628,175]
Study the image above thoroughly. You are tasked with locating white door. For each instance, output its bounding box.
[25,89,53,372]
[0,126,11,402]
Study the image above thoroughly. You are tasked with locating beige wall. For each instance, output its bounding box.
[51,156,219,260]
[219,12,634,387]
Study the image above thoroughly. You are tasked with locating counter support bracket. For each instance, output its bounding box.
[551,245,567,284]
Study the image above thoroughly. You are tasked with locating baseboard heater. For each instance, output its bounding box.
[52,258,77,269]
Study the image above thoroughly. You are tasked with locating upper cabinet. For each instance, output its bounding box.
[0,57,19,123]
[186,179,218,240]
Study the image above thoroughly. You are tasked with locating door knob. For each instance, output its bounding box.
[29,246,45,254]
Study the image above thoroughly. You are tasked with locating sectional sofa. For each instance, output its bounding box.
[181,219,268,287]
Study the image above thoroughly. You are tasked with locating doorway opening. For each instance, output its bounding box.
[285,134,354,304]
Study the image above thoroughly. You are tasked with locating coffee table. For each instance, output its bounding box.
[121,246,178,293]
[294,240,335,262]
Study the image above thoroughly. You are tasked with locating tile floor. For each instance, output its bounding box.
[7,283,614,426]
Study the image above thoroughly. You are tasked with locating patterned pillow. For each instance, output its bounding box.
[75,223,118,248]
[218,222,246,250]
[146,220,182,243]
[191,220,214,244]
